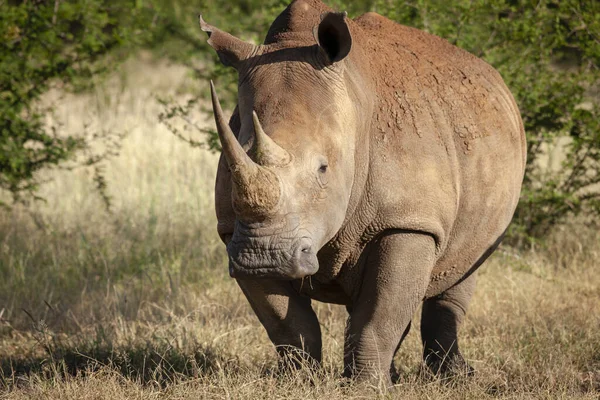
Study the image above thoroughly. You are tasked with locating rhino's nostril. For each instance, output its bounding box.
[297,239,313,256]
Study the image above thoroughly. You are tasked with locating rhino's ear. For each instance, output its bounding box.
[313,12,352,64]
[199,15,257,69]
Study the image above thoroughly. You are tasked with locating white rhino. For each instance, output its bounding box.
[203,0,526,385]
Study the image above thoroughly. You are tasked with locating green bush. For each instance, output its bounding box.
[160,0,600,244]
[0,0,158,206]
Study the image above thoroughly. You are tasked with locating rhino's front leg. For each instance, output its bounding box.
[236,278,322,369]
[344,231,436,386]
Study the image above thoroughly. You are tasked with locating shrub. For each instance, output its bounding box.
[0,0,157,206]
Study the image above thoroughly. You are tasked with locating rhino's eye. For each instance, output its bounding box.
[317,161,329,187]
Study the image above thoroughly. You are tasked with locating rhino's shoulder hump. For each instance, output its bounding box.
[356,15,504,88]
[353,12,397,32]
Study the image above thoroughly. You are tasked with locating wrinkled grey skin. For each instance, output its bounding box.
[203,0,526,386]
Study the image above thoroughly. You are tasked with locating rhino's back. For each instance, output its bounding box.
[353,13,526,296]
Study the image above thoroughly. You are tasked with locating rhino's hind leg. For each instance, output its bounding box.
[420,273,476,376]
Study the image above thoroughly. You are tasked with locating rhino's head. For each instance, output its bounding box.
[202,6,372,280]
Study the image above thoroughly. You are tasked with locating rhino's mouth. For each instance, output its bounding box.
[226,237,319,280]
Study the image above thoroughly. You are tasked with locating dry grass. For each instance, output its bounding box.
[1,56,599,399]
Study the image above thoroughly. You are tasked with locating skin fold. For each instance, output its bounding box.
[203,0,526,386]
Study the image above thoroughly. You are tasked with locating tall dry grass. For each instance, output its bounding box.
[0,56,599,399]
[1,54,223,330]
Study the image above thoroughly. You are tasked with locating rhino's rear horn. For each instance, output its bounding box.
[251,111,291,167]
[199,15,257,69]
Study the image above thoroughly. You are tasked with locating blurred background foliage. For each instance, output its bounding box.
[1,0,599,245]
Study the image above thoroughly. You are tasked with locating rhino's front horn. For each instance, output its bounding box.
[210,81,281,219]
[210,80,254,172]
[251,111,291,166]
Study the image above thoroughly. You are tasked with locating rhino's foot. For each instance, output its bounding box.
[422,352,475,380]
[276,347,320,371]
[262,353,321,386]
[268,346,322,384]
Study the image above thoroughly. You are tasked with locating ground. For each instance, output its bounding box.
[0,56,598,399]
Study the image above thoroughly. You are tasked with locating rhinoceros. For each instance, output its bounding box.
[201,0,526,385]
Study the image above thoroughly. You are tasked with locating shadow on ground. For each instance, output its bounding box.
[0,337,241,389]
